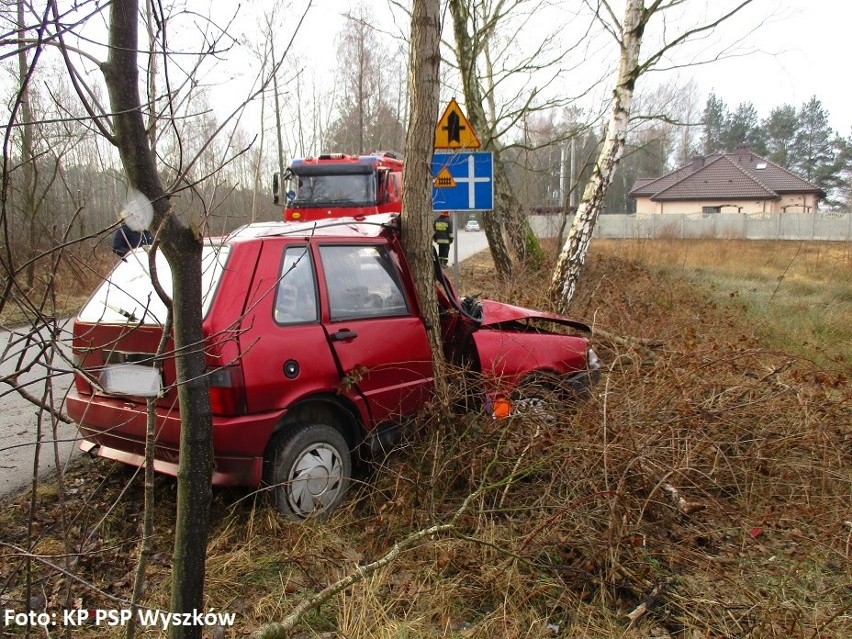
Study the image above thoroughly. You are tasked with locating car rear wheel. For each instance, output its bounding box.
[266,423,352,520]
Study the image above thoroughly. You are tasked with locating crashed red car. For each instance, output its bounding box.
[66,215,599,519]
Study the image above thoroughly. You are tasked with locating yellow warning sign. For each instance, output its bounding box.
[433,167,456,188]
[434,98,480,149]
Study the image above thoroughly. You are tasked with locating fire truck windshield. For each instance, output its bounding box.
[291,173,376,207]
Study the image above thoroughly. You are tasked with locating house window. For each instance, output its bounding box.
[702,206,721,215]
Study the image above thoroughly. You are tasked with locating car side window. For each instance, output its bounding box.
[274,246,318,325]
[320,245,410,321]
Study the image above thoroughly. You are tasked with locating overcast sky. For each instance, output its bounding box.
[281,0,851,136]
[692,0,850,133]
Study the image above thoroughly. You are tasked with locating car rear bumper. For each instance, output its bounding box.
[67,390,283,487]
[78,438,262,487]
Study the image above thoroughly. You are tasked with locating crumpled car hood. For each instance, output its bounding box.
[477,299,591,332]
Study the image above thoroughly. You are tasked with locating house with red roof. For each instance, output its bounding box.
[629,147,825,216]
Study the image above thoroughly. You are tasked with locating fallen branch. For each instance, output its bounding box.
[625,577,674,625]
[250,522,455,639]
[591,326,663,350]
[659,480,705,516]
[639,461,705,516]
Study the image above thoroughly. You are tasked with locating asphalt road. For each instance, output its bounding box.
[0,230,491,499]
[0,320,78,497]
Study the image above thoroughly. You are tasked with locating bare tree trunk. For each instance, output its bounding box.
[549,0,643,312]
[271,38,286,178]
[102,2,212,637]
[145,0,158,164]
[17,0,37,291]
[401,0,447,393]
[447,0,513,279]
[448,0,544,276]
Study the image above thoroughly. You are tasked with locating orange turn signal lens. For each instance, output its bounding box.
[492,395,512,419]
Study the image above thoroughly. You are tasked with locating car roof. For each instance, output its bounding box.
[223,214,399,244]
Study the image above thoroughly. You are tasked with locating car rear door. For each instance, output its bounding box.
[317,242,433,424]
[237,241,343,416]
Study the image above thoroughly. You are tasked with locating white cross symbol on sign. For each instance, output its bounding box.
[453,154,490,208]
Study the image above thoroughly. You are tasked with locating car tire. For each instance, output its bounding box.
[511,372,566,421]
[266,422,352,520]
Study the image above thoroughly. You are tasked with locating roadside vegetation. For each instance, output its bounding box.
[600,239,851,368]
[1,239,849,638]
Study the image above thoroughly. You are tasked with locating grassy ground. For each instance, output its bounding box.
[1,239,849,638]
[595,239,851,368]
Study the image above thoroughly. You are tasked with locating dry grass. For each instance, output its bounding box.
[594,239,852,368]
[0,243,113,326]
[1,240,849,638]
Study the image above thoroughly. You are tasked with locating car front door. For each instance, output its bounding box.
[318,243,433,425]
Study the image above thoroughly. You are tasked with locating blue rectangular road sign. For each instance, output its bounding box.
[432,152,494,211]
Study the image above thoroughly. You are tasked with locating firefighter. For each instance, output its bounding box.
[433,210,454,267]
[111,223,153,259]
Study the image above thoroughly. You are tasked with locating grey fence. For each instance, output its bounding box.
[530,211,852,241]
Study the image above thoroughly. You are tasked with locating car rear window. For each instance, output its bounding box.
[78,244,231,325]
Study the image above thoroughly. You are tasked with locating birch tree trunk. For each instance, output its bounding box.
[549,0,644,312]
[401,0,448,391]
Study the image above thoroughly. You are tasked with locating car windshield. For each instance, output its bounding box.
[291,173,375,207]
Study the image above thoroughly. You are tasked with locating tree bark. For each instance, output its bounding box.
[102,2,212,637]
[448,0,544,277]
[447,0,513,279]
[400,0,448,393]
[549,0,644,312]
[16,0,37,290]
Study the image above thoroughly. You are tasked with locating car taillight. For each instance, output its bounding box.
[73,351,94,394]
[208,365,247,415]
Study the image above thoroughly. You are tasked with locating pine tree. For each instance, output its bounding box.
[701,93,727,154]
[725,102,765,153]
[762,104,798,168]
[793,97,840,194]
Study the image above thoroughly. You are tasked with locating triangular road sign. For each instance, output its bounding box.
[433,167,457,188]
[435,98,480,149]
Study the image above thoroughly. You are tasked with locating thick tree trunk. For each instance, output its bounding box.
[401,0,447,390]
[549,0,644,312]
[447,0,513,279]
[102,2,212,638]
[448,0,543,277]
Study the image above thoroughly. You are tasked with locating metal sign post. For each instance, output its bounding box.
[453,210,460,284]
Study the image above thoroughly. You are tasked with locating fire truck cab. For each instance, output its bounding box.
[273,152,404,222]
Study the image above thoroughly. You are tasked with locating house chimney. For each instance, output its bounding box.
[734,144,751,163]
[690,156,704,171]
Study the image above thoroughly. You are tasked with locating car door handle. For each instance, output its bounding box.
[330,329,358,341]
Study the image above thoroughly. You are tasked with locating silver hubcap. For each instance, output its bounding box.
[287,443,344,517]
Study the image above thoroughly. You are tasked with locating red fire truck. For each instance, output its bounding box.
[273,152,404,222]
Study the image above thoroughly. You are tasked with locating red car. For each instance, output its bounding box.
[66,215,598,519]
